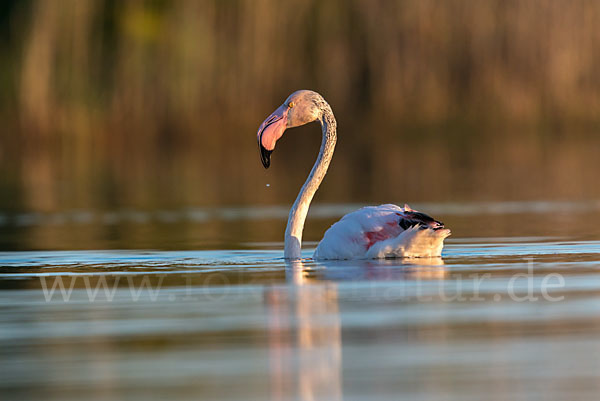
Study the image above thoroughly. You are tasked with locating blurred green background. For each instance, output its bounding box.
[1,0,600,249]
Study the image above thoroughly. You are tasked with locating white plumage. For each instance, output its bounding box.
[314,204,451,260]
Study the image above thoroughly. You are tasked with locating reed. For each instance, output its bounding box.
[1,0,600,214]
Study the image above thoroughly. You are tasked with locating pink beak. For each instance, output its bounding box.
[257,104,289,168]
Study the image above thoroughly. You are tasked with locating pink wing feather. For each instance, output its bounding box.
[314,204,405,259]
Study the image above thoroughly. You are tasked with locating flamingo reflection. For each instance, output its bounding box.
[266,257,447,400]
[266,259,342,401]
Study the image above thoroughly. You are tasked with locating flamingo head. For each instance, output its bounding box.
[257,90,324,168]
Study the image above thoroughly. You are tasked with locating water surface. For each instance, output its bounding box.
[1,201,600,400]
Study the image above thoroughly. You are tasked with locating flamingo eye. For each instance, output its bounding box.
[288,102,295,108]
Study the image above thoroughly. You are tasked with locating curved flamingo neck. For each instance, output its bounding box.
[284,102,337,259]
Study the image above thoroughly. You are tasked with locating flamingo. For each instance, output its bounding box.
[257,90,450,260]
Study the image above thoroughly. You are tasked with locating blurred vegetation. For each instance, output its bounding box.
[1,0,600,222]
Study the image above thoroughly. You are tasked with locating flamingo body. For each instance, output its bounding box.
[314,204,450,260]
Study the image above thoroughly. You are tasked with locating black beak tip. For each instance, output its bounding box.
[260,145,272,169]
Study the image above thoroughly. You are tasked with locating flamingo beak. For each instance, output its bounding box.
[257,104,289,169]
[259,145,272,169]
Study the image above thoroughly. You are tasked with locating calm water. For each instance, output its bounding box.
[1,201,600,400]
